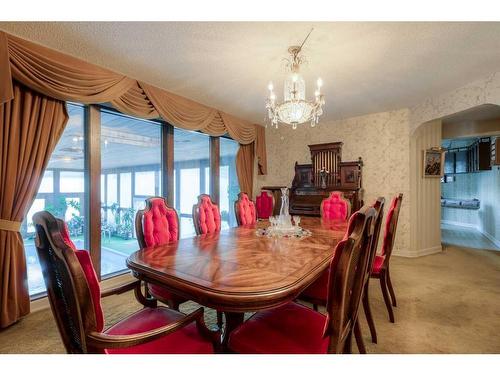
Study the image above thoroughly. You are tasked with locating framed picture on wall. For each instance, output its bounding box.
[423,148,445,177]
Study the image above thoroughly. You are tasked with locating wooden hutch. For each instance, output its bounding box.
[263,142,363,216]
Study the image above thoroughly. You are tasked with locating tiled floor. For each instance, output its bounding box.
[441,223,500,251]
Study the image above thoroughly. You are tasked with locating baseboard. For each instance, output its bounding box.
[441,220,478,229]
[441,220,500,248]
[394,245,442,258]
[481,230,500,248]
[30,271,136,313]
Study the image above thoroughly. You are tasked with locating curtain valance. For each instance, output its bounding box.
[0,31,266,171]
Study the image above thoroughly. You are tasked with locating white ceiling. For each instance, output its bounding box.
[2,22,500,123]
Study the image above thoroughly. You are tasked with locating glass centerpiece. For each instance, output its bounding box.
[256,187,311,239]
[278,187,293,229]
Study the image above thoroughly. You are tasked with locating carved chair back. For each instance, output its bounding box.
[33,211,101,353]
[320,191,351,221]
[324,205,376,353]
[192,194,221,235]
[381,193,403,266]
[255,190,274,219]
[366,197,385,278]
[234,192,257,226]
[135,196,179,249]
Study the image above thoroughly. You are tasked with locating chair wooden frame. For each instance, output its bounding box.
[356,197,385,351]
[32,211,219,353]
[192,194,221,235]
[370,193,403,324]
[299,200,383,353]
[320,191,352,220]
[322,206,377,353]
[234,192,257,226]
[191,194,224,327]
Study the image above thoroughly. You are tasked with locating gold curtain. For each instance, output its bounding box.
[0,30,267,326]
[236,143,255,198]
[0,32,13,104]
[0,31,264,147]
[0,81,69,328]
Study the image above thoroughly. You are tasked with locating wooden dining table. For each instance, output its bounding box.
[126,217,347,346]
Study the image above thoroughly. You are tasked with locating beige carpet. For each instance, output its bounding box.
[1,245,499,354]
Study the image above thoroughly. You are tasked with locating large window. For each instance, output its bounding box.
[23,103,245,297]
[173,129,210,238]
[220,137,240,229]
[22,104,87,296]
[100,109,162,277]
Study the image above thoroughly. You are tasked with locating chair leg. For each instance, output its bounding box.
[354,319,366,354]
[167,299,180,311]
[312,304,318,312]
[362,284,377,343]
[386,268,397,307]
[380,271,395,323]
[343,332,353,354]
[216,311,223,330]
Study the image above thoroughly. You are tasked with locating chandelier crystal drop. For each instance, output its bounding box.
[266,30,325,130]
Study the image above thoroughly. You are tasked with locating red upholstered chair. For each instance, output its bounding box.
[135,197,185,310]
[32,211,218,354]
[298,198,385,353]
[370,193,403,323]
[191,194,224,327]
[320,191,351,221]
[255,190,274,219]
[192,194,221,235]
[234,192,257,226]
[300,210,360,310]
[228,206,377,354]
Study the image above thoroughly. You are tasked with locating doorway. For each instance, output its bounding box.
[440,105,500,251]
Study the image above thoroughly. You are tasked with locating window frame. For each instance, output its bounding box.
[29,102,239,298]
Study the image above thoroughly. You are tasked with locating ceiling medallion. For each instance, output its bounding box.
[266,29,325,130]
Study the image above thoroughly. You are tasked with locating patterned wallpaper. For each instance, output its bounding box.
[409,72,500,133]
[256,109,411,255]
[256,71,500,257]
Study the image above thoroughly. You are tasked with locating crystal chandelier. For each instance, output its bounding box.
[266,29,325,129]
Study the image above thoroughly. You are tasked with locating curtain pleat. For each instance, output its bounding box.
[0,31,266,150]
[0,81,69,328]
[0,30,268,326]
[0,32,13,104]
[236,143,255,199]
[111,81,159,119]
[7,33,136,104]
[141,82,219,131]
[219,112,256,145]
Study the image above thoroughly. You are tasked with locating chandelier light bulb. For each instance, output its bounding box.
[265,30,325,130]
